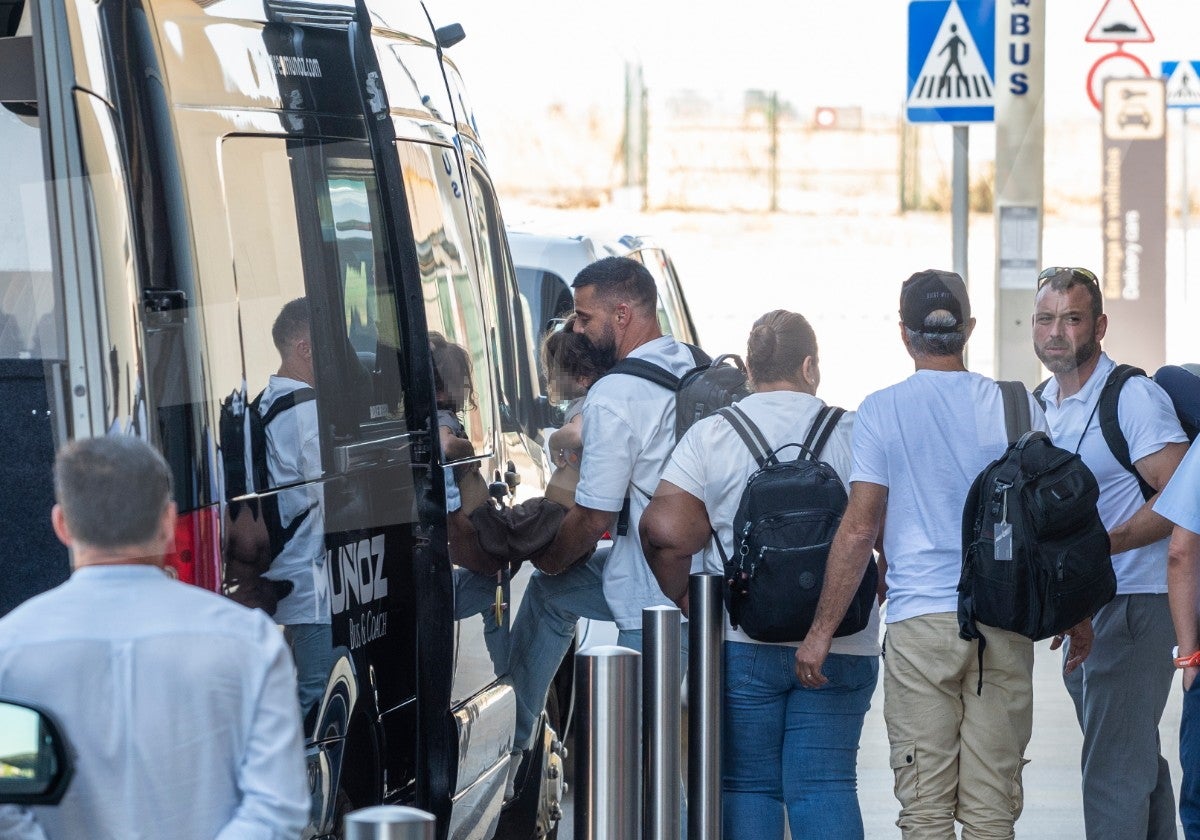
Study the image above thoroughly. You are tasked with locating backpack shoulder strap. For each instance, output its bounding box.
[1031,377,1050,411]
[716,405,772,467]
[802,405,845,460]
[605,358,680,391]
[1099,364,1154,500]
[684,343,711,367]
[260,387,316,427]
[998,380,1032,444]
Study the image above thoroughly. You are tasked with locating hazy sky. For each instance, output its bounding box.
[435,1,1200,124]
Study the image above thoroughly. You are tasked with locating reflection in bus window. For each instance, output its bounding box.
[328,177,380,356]
[396,141,494,458]
[0,109,60,360]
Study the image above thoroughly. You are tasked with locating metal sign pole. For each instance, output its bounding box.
[1185,108,1191,300]
[952,125,970,284]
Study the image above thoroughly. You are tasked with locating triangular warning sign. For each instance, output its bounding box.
[1165,61,1200,104]
[1086,0,1153,44]
[906,1,994,108]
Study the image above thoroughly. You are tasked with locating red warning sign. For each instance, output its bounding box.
[1086,0,1154,44]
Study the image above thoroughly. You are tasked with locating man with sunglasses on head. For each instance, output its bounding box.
[1032,266,1190,840]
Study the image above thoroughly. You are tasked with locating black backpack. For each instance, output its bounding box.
[605,346,751,441]
[716,403,877,643]
[1034,363,1187,501]
[604,345,751,535]
[958,385,1115,687]
[218,386,318,611]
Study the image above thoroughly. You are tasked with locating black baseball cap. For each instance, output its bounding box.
[899,269,970,333]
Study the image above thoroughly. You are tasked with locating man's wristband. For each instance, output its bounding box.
[1173,646,1200,669]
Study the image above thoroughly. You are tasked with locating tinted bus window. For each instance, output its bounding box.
[0,109,60,359]
[396,142,494,460]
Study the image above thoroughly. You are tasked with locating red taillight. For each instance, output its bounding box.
[163,505,222,592]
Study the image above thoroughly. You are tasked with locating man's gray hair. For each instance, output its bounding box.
[904,310,967,357]
[54,437,173,548]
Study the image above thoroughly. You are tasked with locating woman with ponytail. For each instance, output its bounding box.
[642,309,881,840]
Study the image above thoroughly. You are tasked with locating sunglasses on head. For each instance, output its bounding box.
[1037,266,1099,289]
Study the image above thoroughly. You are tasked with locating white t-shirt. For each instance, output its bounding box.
[851,370,1048,624]
[661,390,882,656]
[261,375,329,626]
[1155,440,1200,534]
[1040,353,1188,593]
[577,335,698,630]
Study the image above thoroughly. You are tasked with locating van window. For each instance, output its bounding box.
[221,137,408,486]
[0,108,60,359]
[515,268,573,340]
[468,167,530,431]
[396,142,494,460]
[638,248,695,346]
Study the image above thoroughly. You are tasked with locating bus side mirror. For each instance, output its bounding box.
[0,700,73,806]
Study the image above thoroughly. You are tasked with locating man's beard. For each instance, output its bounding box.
[1035,337,1099,374]
[584,325,618,371]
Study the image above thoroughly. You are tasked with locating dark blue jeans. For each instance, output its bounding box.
[722,642,878,840]
[1183,679,1200,839]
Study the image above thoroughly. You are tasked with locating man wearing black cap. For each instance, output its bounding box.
[796,270,1091,838]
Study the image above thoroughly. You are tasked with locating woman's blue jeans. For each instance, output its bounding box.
[722,641,879,840]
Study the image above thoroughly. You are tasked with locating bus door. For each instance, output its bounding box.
[218,132,422,827]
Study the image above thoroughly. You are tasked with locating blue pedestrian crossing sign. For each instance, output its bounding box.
[1162,62,1200,110]
[907,0,996,124]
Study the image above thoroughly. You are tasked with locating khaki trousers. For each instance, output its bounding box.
[884,612,1034,840]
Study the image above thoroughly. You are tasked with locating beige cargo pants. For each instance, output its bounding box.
[884,612,1034,840]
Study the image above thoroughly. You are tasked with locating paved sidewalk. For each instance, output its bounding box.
[858,638,1185,838]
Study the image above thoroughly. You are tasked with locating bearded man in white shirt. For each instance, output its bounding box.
[507,256,697,771]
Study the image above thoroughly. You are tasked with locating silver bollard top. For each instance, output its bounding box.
[345,805,435,840]
[578,644,641,659]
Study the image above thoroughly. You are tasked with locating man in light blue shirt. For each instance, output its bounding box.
[0,437,308,839]
[1033,266,1188,840]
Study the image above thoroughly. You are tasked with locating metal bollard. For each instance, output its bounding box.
[344,805,435,840]
[643,605,682,840]
[687,574,722,840]
[575,645,642,840]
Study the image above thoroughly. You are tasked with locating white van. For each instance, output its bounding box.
[508,230,702,352]
[0,2,566,837]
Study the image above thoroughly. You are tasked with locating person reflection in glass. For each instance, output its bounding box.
[430,332,509,671]
[261,298,332,725]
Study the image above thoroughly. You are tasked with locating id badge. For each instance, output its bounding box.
[994,522,1013,561]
